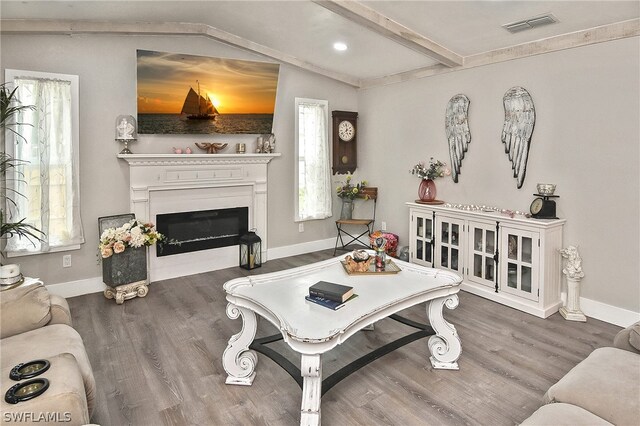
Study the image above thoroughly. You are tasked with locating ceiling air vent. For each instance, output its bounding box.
[503,14,558,33]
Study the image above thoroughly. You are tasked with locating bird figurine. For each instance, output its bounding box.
[195,142,228,154]
[184,147,193,154]
[173,147,183,154]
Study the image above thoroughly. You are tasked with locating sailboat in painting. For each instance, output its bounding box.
[181,81,219,120]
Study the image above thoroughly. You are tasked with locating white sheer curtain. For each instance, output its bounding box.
[6,75,84,253]
[296,99,332,221]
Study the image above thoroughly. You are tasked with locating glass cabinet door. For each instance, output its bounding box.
[435,216,464,274]
[500,227,539,301]
[410,212,433,266]
[467,221,497,288]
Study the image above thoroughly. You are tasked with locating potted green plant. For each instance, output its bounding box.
[1,82,43,258]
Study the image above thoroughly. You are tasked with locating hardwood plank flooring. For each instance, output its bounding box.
[68,250,620,425]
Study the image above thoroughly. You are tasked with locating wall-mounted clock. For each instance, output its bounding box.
[332,110,358,174]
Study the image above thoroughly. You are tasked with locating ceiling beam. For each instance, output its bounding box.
[360,18,640,89]
[312,0,463,67]
[0,19,362,88]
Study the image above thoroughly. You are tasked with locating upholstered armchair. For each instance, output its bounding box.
[0,279,72,339]
[521,321,640,425]
[0,280,96,424]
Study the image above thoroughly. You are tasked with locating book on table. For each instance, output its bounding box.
[305,294,358,310]
[309,281,354,303]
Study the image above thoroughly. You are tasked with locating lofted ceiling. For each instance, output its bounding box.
[1,1,639,87]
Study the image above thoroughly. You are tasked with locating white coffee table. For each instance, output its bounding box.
[223,255,462,426]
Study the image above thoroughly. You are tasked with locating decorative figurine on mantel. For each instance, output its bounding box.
[256,134,276,153]
[115,115,137,154]
[559,245,587,322]
[195,142,228,154]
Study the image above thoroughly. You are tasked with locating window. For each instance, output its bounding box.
[294,98,332,221]
[4,69,84,254]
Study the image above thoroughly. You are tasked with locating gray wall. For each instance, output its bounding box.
[1,34,357,285]
[2,33,639,315]
[357,37,640,312]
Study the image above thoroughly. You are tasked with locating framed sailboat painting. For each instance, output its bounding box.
[136,49,280,135]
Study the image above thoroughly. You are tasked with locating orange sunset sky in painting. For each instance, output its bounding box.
[137,50,280,114]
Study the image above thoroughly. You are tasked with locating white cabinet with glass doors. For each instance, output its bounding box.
[435,216,465,276]
[407,202,565,318]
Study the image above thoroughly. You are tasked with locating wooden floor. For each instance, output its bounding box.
[69,250,620,426]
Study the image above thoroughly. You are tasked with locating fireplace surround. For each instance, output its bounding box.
[117,153,280,281]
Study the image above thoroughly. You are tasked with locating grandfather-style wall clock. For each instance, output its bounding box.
[332,110,358,174]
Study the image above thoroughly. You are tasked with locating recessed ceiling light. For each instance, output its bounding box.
[333,42,348,51]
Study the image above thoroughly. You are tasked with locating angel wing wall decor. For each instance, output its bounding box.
[501,87,535,189]
[445,94,471,183]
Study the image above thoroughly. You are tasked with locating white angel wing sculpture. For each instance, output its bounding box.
[445,94,471,183]
[502,87,535,189]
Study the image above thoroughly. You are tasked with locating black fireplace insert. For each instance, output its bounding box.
[156,207,248,256]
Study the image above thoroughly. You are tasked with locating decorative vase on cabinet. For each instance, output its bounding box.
[418,179,437,202]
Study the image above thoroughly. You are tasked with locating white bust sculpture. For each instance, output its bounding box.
[559,245,584,280]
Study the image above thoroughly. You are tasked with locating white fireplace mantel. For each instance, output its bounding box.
[117,153,281,167]
[117,153,280,282]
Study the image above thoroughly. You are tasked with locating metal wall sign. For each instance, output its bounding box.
[501,87,535,189]
[445,94,471,183]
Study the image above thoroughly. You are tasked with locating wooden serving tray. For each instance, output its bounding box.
[341,259,402,275]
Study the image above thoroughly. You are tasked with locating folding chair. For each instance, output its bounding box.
[333,187,378,255]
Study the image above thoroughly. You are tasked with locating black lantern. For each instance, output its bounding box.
[239,230,262,270]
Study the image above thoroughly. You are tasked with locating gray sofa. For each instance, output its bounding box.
[522,321,640,425]
[0,280,95,425]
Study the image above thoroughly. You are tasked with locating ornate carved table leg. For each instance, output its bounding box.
[300,354,322,426]
[223,303,258,385]
[427,294,462,370]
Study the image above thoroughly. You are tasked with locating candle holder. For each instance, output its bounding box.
[239,230,262,270]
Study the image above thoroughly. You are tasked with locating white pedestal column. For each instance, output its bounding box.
[559,245,587,322]
[560,277,587,322]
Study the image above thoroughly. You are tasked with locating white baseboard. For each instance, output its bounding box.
[267,237,335,260]
[579,297,640,328]
[45,238,337,299]
[47,241,640,328]
[46,276,105,299]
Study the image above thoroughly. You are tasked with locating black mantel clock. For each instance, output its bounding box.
[332,110,358,174]
[530,194,559,219]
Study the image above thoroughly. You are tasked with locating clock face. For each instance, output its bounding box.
[338,120,355,142]
[530,198,544,215]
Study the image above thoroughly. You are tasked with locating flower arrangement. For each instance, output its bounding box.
[411,157,451,180]
[99,219,164,259]
[336,175,368,200]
